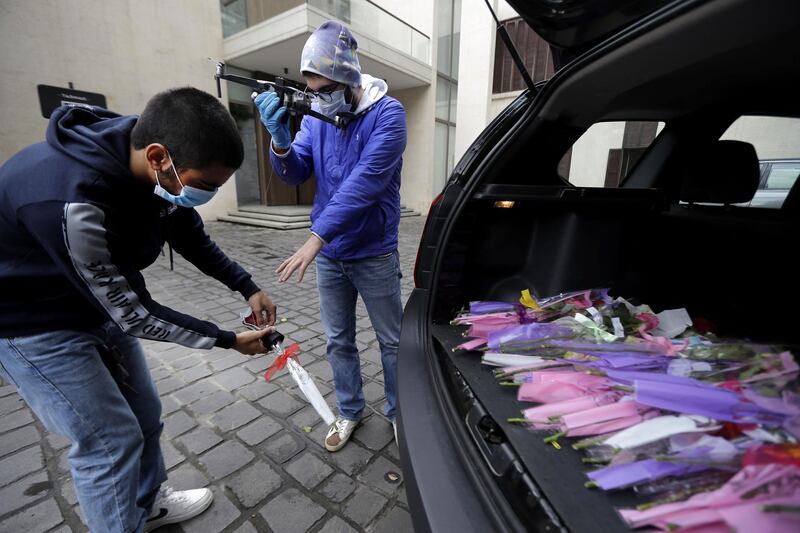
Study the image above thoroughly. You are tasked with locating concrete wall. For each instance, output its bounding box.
[363,0,437,214]
[390,0,437,216]
[453,0,521,162]
[452,0,495,162]
[393,83,436,215]
[567,122,625,187]
[496,0,519,19]
[0,0,236,221]
[489,91,522,120]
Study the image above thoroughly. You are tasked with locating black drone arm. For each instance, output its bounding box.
[214,61,347,129]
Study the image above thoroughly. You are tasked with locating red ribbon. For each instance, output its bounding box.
[264,343,300,381]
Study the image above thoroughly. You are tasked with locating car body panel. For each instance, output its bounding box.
[504,0,673,52]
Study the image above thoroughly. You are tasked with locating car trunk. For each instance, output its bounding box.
[402,0,800,530]
[424,182,798,529]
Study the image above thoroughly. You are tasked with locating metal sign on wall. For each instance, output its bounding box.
[37,85,107,118]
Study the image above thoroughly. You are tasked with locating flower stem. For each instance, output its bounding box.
[584,369,608,377]
[507,417,529,424]
[572,435,608,450]
[494,362,570,379]
[762,504,800,513]
[543,431,565,443]
[738,363,762,380]
[581,457,608,465]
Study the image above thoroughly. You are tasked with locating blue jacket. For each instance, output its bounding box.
[0,106,259,348]
[270,85,407,260]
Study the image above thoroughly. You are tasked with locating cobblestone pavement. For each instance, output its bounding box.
[0,216,426,533]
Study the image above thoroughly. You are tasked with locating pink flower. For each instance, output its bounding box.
[636,312,660,332]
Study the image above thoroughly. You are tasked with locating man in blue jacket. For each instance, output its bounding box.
[0,88,277,532]
[255,20,407,451]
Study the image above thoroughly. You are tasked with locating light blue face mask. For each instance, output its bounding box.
[316,89,349,118]
[153,152,217,208]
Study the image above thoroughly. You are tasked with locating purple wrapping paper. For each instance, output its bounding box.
[587,458,707,490]
[606,370,706,387]
[561,354,671,370]
[469,301,517,314]
[588,443,735,491]
[742,389,800,417]
[633,379,786,426]
[548,340,666,354]
[487,322,575,350]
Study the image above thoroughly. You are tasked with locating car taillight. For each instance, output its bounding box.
[413,191,445,288]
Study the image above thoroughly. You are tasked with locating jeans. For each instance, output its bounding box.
[0,323,166,533]
[316,251,403,422]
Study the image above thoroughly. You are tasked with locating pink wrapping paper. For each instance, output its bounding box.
[522,392,622,422]
[619,464,800,531]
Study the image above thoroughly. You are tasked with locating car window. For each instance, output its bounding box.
[765,162,800,190]
[559,121,664,187]
[721,116,800,160]
[721,115,800,208]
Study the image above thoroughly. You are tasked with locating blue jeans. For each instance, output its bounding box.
[0,323,166,533]
[316,251,403,422]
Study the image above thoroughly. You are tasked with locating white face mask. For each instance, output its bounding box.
[316,89,349,118]
[152,151,217,208]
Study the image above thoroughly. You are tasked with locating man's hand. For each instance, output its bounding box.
[276,234,325,283]
[248,290,277,326]
[233,327,276,356]
[253,92,291,149]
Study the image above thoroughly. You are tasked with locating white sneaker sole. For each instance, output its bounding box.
[144,489,213,532]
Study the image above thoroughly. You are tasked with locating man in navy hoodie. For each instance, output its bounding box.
[0,88,276,532]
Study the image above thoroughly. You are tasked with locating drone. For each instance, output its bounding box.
[213,61,351,129]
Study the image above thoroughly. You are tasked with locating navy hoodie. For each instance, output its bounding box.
[0,106,258,349]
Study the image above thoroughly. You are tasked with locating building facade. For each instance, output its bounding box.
[2,1,796,222]
[0,0,235,221]
[216,0,441,224]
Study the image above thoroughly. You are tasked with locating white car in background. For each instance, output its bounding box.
[747,159,800,208]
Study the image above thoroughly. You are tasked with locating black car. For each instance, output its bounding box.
[396,0,800,531]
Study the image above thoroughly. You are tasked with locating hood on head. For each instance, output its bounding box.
[46,105,136,179]
[301,20,362,87]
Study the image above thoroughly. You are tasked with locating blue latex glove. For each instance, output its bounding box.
[253,91,291,149]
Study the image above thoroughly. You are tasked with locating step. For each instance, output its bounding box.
[227,210,311,223]
[240,204,417,216]
[218,215,312,230]
[238,205,312,216]
[234,208,418,221]
[223,204,418,229]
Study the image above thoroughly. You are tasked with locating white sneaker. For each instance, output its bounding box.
[325,417,360,452]
[144,486,213,532]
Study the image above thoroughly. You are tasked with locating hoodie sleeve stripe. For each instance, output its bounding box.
[63,202,218,349]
